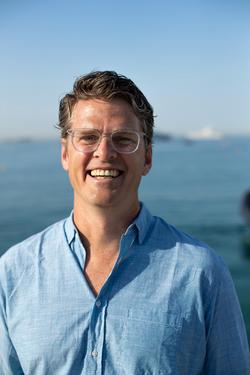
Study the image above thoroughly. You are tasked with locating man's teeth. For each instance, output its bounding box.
[90,169,120,177]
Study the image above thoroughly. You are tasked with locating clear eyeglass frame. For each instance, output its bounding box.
[66,128,147,154]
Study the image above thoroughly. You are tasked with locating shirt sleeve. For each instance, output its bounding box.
[203,264,250,374]
[0,279,24,374]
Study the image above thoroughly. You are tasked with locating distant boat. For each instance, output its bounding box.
[185,127,223,141]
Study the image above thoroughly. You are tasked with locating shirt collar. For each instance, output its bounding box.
[64,211,77,245]
[131,202,154,244]
[64,203,154,246]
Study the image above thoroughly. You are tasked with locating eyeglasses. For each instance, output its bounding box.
[66,128,147,154]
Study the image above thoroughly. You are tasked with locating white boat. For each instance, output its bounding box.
[185,127,223,141]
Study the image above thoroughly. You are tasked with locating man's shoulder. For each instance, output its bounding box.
[149,214,227,274]
[0,218,67,276]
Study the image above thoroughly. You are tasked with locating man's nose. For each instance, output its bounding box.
[93,134,117,160]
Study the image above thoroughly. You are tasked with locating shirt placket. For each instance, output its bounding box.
[83,227,137,375]
[83,300,106,375]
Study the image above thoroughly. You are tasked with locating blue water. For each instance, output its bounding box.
[1,137,250,340]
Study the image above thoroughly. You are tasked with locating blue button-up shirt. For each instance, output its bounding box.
[0,204,249,374]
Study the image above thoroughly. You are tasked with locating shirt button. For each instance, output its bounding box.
[91,350,98,358]
[96,300,101,307]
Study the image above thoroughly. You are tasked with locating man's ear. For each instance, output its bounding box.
[61,139,69,172]
[142,145,152,176]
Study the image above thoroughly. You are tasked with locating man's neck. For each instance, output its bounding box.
[72,202,140,296]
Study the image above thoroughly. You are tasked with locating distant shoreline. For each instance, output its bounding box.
[0,132,250,144]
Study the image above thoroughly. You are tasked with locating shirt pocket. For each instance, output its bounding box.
[124,306,182,347]
[113,306,185,374]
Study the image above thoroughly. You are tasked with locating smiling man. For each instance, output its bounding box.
[0,71,249,374]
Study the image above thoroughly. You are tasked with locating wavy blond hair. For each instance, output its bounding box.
[57,71,154,145]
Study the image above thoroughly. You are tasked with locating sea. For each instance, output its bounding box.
[0,136,250,342]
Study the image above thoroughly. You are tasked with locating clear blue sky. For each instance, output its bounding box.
[1,0,249,139]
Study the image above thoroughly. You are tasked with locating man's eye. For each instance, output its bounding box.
[114,134,136,145]
[116,136,130,143]
[79,134,99,143]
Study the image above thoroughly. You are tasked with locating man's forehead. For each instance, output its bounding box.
[70,98,140,126]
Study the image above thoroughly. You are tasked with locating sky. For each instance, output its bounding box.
[0,0,249,140]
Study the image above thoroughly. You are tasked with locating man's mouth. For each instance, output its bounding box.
[88,169,122,178]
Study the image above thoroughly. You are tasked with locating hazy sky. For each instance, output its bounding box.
[1,0,249,139]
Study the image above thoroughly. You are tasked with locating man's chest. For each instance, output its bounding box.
[84,254,119,296]
[7,259,206,375]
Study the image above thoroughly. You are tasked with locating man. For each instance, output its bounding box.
[0,71,249,374]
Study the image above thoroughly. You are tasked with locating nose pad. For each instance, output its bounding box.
[93,135,117,159]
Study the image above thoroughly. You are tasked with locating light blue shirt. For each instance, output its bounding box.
[0,204,249,374]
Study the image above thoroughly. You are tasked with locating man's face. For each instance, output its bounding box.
[61,98,152,213]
